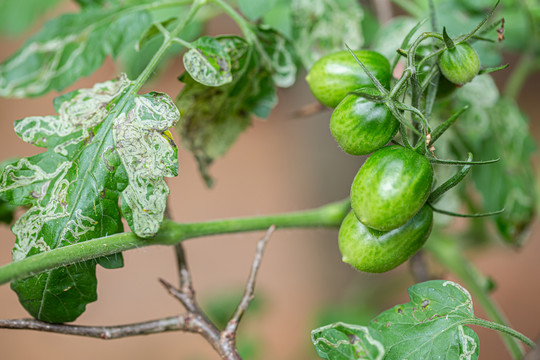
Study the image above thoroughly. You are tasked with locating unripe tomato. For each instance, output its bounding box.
[438,42,480,85]
[351,145,433,231]
[330,93,399,155]
[306,50,391,108]
[339,206,433,273]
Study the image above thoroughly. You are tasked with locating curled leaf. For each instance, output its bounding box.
[312,322,385,360]
[183,36,233,87]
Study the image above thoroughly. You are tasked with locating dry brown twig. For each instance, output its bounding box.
[0,225,276,360]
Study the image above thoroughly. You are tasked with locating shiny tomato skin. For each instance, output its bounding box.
[339,206,433,273]
[351,145,433,231]
[306,50,391,108]
[438,42,480,85]
[330,93,399,155]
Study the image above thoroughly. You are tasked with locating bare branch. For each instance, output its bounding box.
[0,228,275,360]
[225,225,275,337]
[0,316,188,339]
[159,277,200,314]
[175,243,194,295]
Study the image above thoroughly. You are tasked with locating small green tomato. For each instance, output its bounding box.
[306,50,391,108]
[330,92,399,156]
[339,206,433,273]
[438,42,480,86]
[351,145,433,231]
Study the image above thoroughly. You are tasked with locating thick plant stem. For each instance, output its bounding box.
[0,199,350,286]
[426,237,526,359]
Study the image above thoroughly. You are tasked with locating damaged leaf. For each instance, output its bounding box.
[369,280,479,360]
[176,36,276,186]
[183,36,233,87]
[312,322,385,360]
[0,75,179,322]
[0,2,152,98]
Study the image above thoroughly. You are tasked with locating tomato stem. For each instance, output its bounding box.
[0,199,351,285]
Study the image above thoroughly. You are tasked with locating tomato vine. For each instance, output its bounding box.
[0,0,538,359]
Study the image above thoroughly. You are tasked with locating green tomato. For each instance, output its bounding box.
[438,42,480,85]
[330,93,399,155]
[351,145,433,231]
[306,50,391,108]
[339,206,433,273]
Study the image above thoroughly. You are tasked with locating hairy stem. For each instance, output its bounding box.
[427,237,526,359]
[0,199,350,285]
[466,318,535,349]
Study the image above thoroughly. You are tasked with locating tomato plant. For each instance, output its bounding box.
[0,0,539,359]
[330,91,399,155]
[438,28,481,85]
[306,50,392,108]
[339,206,433,273]
[350,145,433,231]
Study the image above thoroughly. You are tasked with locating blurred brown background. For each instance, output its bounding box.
[1,4,540,360]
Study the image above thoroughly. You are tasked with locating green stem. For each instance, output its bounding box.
[466,318,535,349]
[389,67,413,99]
[209,0,255,43]
[132,0,206,92]
[0,199,350,286]
[427,237,526,359]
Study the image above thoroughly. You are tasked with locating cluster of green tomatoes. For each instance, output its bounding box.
[306,37,481,273]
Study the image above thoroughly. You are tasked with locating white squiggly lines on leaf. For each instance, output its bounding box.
[0,4,151,97]
[183,36,233,87]
[114,92,180,238]
[311,322,385,360]
[0,74,179,322]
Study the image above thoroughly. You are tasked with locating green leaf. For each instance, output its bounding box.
[0,75,180,322]
[311,322,385,360]
[0,2,153,98]
[183,36,233,87]
[372,16,427,62]
[453,77,536,245]
[262,0,293,39]
[239,0,278,21]
[0,0,63,35]
[0,197,16,225]
[291,0,364,68]
[176,36,277,186]
[369,280,479,360]
[464,99,536,245]
[255,26,298,88]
